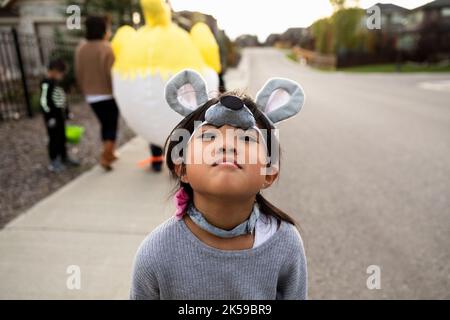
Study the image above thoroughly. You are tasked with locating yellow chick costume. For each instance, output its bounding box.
[111,0,221,146]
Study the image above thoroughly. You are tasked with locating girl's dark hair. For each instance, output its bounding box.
[85,15,111,40]
[164,92,299,228]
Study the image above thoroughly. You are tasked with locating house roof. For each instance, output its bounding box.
[371,3,410,14]
[415,0,450,10]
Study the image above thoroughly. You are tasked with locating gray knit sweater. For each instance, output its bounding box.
[130,216,307,300]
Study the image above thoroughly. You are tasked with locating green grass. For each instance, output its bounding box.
[286,52,298,62]
[338,63,450,73]
[284,48,450,73]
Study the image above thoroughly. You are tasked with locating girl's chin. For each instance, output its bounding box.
[203,182,257,198]
[206,191,252,200]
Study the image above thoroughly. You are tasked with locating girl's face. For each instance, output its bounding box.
[178,124,278,199]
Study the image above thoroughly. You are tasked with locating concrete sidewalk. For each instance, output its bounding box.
[0,137,175,299]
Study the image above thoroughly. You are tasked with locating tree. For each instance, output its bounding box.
[331,7,367,54]
[312,7,370,56]
[311,18,333,54]
[329,0,346,11]
[329,0,361,11]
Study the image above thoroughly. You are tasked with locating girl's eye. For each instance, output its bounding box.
[199,131,216,141]
[240,134,258,143]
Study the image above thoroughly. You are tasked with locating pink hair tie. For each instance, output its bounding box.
[174,187,190,220]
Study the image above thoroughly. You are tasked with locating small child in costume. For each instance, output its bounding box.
[131,69,307,299]
[40,58,80,172]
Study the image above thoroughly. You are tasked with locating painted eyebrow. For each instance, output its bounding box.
[196,125,261,137]
[193,126,218,138]
[197,126,218,134]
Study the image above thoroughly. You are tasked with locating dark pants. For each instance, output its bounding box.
[45,117,67,161]
[150,144,163,158]
[150,144,163,170]
[90,99,119,141]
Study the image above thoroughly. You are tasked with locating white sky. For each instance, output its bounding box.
[170,0,432,41]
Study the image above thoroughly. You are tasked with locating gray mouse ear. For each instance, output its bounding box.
[165,69,209,117]
[255,78,305,124]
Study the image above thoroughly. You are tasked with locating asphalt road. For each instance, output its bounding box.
[240,48,450,299]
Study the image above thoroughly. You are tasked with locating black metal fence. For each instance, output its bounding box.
[0,28,78,121]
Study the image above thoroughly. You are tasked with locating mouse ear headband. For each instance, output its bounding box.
[164,69,305,171]
[164,69,305,128]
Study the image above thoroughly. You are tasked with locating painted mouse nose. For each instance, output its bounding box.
[220,96,244,110]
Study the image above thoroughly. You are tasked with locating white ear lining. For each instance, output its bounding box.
[265,89,290,113]
[177,84,198,110]
[255,78,305,124]
[165,69,209,117]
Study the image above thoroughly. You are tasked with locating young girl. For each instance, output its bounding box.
[130,70,307,300]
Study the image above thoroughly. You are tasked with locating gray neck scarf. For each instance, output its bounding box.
[186,201,260,238]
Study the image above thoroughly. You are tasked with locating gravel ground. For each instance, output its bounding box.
[0,101,135,229]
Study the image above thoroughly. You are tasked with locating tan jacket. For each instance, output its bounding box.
[75,40,115,95]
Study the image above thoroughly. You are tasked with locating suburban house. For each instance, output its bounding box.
[374,2,410,33]
[235,34,260,47]
[260,0,450,65]
[401,0,450,60]
[0,0,66,37]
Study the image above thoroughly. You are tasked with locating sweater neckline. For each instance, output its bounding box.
[178,215,287,256]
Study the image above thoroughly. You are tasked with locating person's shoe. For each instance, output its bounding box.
[100,160,113,171]
[48,159,65,173]
[62,156,80,167]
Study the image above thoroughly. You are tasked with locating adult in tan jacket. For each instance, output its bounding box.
[75,15,118,171]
